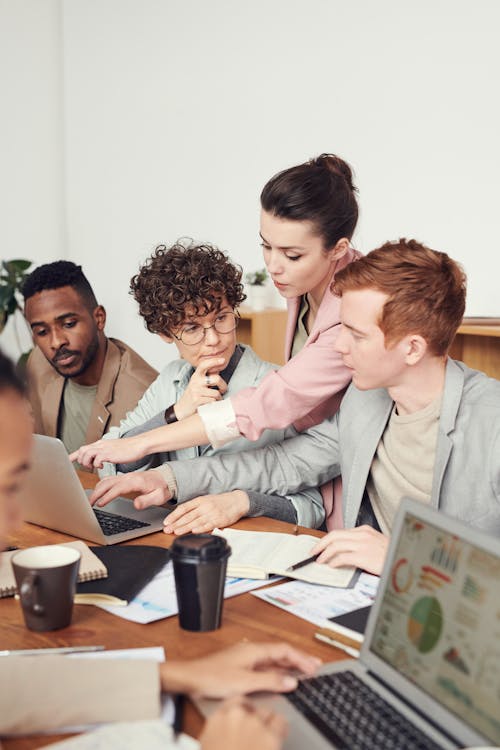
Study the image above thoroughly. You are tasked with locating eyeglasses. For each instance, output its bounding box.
[172,311,240,346]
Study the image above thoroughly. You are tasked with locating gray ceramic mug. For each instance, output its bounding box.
[12,546,81,631]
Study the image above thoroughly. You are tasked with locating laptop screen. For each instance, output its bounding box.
[369,510,500,745]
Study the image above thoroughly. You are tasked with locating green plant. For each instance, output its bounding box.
[245,268,268,286]
[0,258,33,363]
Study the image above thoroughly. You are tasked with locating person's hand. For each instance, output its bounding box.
[160,641,321,698]
[69,436,148,470]
[200,697,287,750]
[174,356,227,421]
[163,491,249,535]
[311,525,389,575]
[89,470,171,509]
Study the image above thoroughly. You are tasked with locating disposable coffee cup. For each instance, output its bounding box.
[171,534,231,631]
[12,545,81,631]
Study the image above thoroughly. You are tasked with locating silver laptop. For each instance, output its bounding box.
[18,435,169,545]
[202,498,500,749]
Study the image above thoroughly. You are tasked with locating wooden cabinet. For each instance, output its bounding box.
[449,319,500,380]
[237,312,500,380]
[237,306,287,365]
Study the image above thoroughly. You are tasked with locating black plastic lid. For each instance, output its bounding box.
[170,533,231,562]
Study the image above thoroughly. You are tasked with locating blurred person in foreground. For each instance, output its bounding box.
[0,348,319,745]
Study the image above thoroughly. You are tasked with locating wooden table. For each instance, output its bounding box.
[2,473,342,749]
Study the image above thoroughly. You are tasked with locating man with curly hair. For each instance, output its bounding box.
[99,241,324,529]
[22,261,157,459]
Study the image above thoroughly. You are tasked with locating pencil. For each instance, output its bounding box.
[314,633,360,658]
[0,646,105,657]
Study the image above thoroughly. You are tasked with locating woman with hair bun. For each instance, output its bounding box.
[235,153,359,439]
[72,154,360,526]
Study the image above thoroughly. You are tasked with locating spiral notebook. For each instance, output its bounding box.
[0,540,108,598]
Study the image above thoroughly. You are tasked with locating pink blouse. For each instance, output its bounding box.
[231,246,359,436]
[197,248,360,529]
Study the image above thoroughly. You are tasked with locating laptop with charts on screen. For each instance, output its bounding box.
[201,498,500,749]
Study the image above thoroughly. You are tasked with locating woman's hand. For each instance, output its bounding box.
[174,356,227,421]
[160,641,321,698]
[200,698,287,750]
[163,491,249,535]
[69,435,149,470]
[311,525,389,576]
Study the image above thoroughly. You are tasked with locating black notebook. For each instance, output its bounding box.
[76,545,170,605]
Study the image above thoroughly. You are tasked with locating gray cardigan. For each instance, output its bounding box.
[167,359,500,534]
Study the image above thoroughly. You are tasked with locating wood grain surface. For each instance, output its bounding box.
[2,472,343,749]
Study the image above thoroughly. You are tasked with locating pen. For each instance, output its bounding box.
[314,633,360,658]
[0,645,105,657]
[287,553,320,572]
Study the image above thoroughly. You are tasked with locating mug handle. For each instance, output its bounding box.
[19,573,45,616]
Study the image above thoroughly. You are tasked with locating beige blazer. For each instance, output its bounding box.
[0,657,160,735]
[26,338,158,445]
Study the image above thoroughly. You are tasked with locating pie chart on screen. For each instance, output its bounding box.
[408,596,443,653]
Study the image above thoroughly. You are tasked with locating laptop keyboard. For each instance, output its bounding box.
[94,508,150,536]
[286,670,447,750]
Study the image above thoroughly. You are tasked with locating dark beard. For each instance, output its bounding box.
[52,334,100,379]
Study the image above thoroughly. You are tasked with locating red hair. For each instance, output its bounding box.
[333,238,466,356]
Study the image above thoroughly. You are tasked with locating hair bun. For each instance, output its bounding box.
[310,153,357,193]
[261,153,359,246]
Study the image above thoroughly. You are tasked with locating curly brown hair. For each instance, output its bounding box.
[130,241,246,335]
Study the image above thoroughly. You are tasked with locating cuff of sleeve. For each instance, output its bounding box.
[246,491,298,524]
[197,398,241,448]
[153,465,178,501]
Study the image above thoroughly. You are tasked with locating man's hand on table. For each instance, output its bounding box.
[89,470,172,509]
[162,491,249,535]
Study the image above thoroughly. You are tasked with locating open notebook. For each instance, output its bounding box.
[214,527,356,588]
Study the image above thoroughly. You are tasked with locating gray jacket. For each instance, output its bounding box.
[169,359,500,533]
[102,344,324,528]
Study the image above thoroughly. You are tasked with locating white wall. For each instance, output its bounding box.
[0,0,66,360]
[2,0,500,370]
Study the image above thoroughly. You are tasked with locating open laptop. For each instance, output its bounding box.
[205,498,500,749]
[17,435,169,544]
